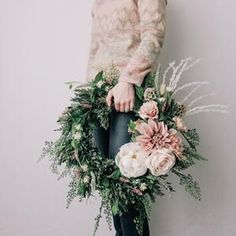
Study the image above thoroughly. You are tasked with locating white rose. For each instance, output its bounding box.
[115,142,148,178]
[145,148,176,176]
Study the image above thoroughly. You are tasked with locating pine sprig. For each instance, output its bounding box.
[183,145,208,161]
[140,194,152,220]
[181,128,200,147]
[172,169,202,201]
[103,201,113,231]
[66,175,78,209]
[93,200,104,236]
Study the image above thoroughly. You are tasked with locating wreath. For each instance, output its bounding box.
[39,57,228,236]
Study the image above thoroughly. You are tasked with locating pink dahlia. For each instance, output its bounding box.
[136,118,183,159]
[167,129,184,159]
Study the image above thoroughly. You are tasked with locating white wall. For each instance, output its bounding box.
[0,0,235,235]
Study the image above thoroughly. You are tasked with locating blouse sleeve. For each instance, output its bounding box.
[118,0,167,86]
[85,10,100,82]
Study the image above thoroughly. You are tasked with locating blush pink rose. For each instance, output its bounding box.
[138,100,159,120]
[145,148,176,176]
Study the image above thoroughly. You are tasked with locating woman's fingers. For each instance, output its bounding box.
[106,82,135,112]
[115,101,120,112]
[124,101,130,112]
[115,99,132,112]
[130,98,134,111]
[119,101,125,112]
[106,89,113,107]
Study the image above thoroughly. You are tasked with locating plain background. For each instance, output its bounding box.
[0,0,235,235]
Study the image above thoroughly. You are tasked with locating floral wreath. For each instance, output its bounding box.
[39,57,228,236]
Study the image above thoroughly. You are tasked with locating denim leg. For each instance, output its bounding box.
[120,205,150,236]
[92,118,123,235]
[113,213,123,236]
[92,126,110,158]
[109,109,150,236]
[109,109,136,160]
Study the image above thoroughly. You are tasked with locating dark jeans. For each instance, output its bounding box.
[93,109,150,236]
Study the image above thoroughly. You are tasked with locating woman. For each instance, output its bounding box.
[85,0,167,235]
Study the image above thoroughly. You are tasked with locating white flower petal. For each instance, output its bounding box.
[115,142,148,178]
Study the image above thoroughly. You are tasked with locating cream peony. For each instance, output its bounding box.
[145,148,176,176]
[115,142,148,178]
[138,100,159,120]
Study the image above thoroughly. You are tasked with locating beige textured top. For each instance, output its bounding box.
[85,0,167,86]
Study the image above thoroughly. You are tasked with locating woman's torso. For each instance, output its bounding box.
[87,0,142,81]
[86,0,166,82]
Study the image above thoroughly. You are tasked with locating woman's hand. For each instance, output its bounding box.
[106,81,135,112]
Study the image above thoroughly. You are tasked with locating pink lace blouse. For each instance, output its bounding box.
[85,0,167,86]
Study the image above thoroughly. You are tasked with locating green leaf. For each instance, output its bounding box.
[111,199,119,215]
[158,113,166,121]
[71,139,78,149]
[128,119,136,132]
[93,71,104,84]
[102,178,109,188]
[142,72,155,88]
[107,169,121,180]
[135,86,144,100]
